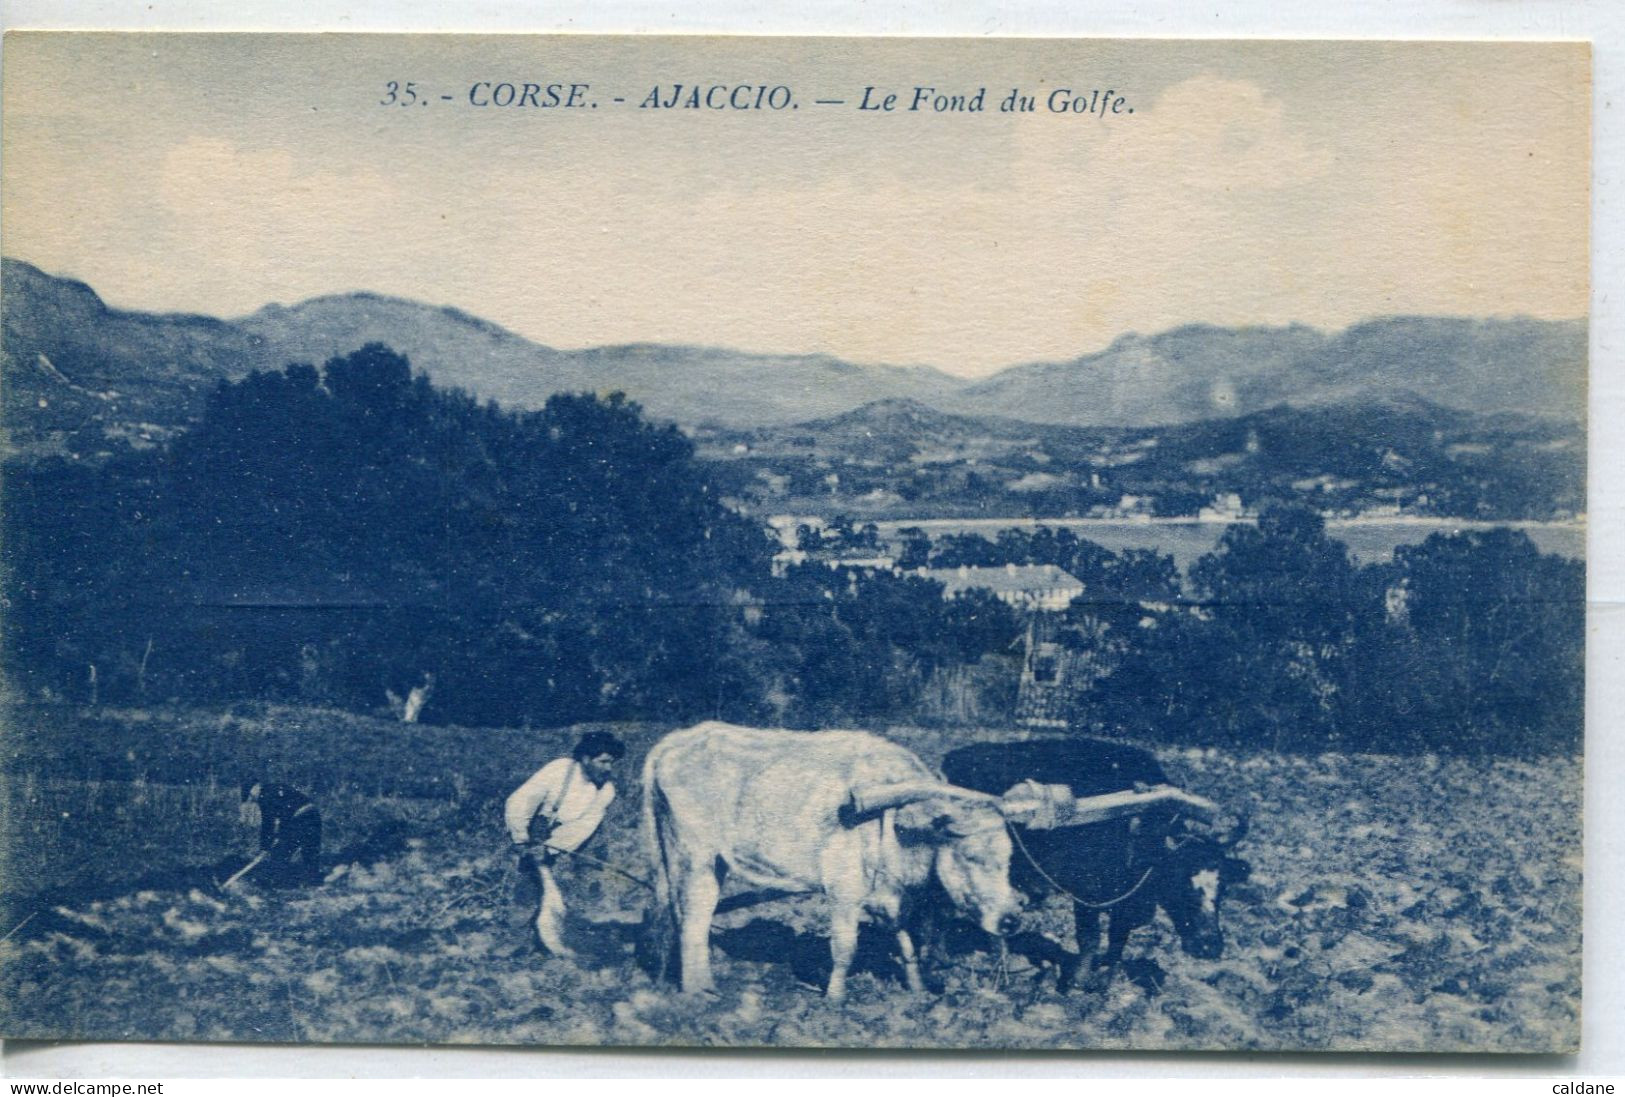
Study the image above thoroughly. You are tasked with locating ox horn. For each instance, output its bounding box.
[1161,787,1222,820]
[847,780,999,816]
[1011,784,1224,830]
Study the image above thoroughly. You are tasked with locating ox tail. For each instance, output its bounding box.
[635,741,679,983]
[639,742,672,910]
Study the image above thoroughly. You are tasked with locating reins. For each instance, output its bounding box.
[540,844,659,894]
[525,761,659,894]
[1006,822,1156,910]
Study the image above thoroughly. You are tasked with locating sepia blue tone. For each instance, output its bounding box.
[0,263,1583,1049]
[0,28,1590,1056]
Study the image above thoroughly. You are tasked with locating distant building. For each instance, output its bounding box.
[917,563,1085,612]
[1198,492,1253,522]
[769,550,899,579]
[826,556,897,573]
[766,514,816,551]
[1013,616,1114,730]
[770,549,807,577]
[765,515,901,577]
[914,563,1095,727]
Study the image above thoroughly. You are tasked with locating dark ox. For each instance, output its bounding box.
[941,738,1250,991]
[642,722,1025,1001]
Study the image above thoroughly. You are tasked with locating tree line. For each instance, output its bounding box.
[900,517,1582,756]
[2,346,1016,728]
[2,345,1583,755]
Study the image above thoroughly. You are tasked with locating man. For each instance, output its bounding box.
[239,780,323,886]
[504,731,625,957]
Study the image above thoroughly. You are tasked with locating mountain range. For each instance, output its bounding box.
[698,392,1583,523]
[954,317,1585,426]
[1,258,1586,461]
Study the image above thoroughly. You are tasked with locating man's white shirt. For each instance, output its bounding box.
[504,757,616,852]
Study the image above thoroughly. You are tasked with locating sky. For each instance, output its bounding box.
[1,34,1591,377]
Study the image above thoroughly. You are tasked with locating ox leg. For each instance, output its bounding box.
[1087,911,1135,990]
[1098,911,1166,995]
[895,928,926,994]
[826,906,861,1003]
[677,861,723,995]
[1059,904,1105,993]
[1100,912,1132,970]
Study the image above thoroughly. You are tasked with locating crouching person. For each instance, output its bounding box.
[504,732,625,957]
[240,780,323,886]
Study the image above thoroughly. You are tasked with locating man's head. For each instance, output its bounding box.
[572,731,626,786]
[240,780,263,803]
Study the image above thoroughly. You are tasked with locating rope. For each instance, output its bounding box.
[538,843,658,894]
[1007,823,1156,910]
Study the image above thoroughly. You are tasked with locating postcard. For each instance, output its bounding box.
[0,33,1588,1052]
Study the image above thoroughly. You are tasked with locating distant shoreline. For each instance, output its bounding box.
[818,515,1588,532]
[769,513,1587,567]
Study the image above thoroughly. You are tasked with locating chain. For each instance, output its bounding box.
[1006,822,1156,910]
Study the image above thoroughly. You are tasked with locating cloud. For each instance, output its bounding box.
[155,137,400,287]
[1115,75,1332,193]
[9,54,1572,377]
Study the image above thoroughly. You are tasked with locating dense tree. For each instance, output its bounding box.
[894,527,932,570]
[752,563,1018,725]
[1348,530,1584,755]
[2,351,1583,754]
[1096,516,1581,757]
[1100,507,1365,750]
[6,346,776,724]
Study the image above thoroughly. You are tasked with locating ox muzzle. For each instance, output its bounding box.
[1164,813,1252,960]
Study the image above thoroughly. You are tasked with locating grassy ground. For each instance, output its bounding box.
[0,703,1582,1051]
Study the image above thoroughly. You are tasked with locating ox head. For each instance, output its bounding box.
[1156,813,1251,961]
[849,780,1025,937]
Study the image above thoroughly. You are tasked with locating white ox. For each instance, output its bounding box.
[641,722,1026,1000]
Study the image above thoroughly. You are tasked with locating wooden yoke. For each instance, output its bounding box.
[999,782,1219,830]
[849,777,1218,830]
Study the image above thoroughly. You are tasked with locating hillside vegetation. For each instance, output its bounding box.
[703,395,1583,522]
[4,346,1582,757]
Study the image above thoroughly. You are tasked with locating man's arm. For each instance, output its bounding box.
[504,758,570,844]
[541,782,615,853]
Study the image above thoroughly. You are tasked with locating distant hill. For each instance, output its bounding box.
[764,397,1085,447]
[1,260,263,457]
[707,392,1583,522]
[0,261,257,393]
[715,396,1109,470]
[732,391,1569,468]
[237,293,966,427]
[950,318,1586,426]
[0,258,1586,462]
